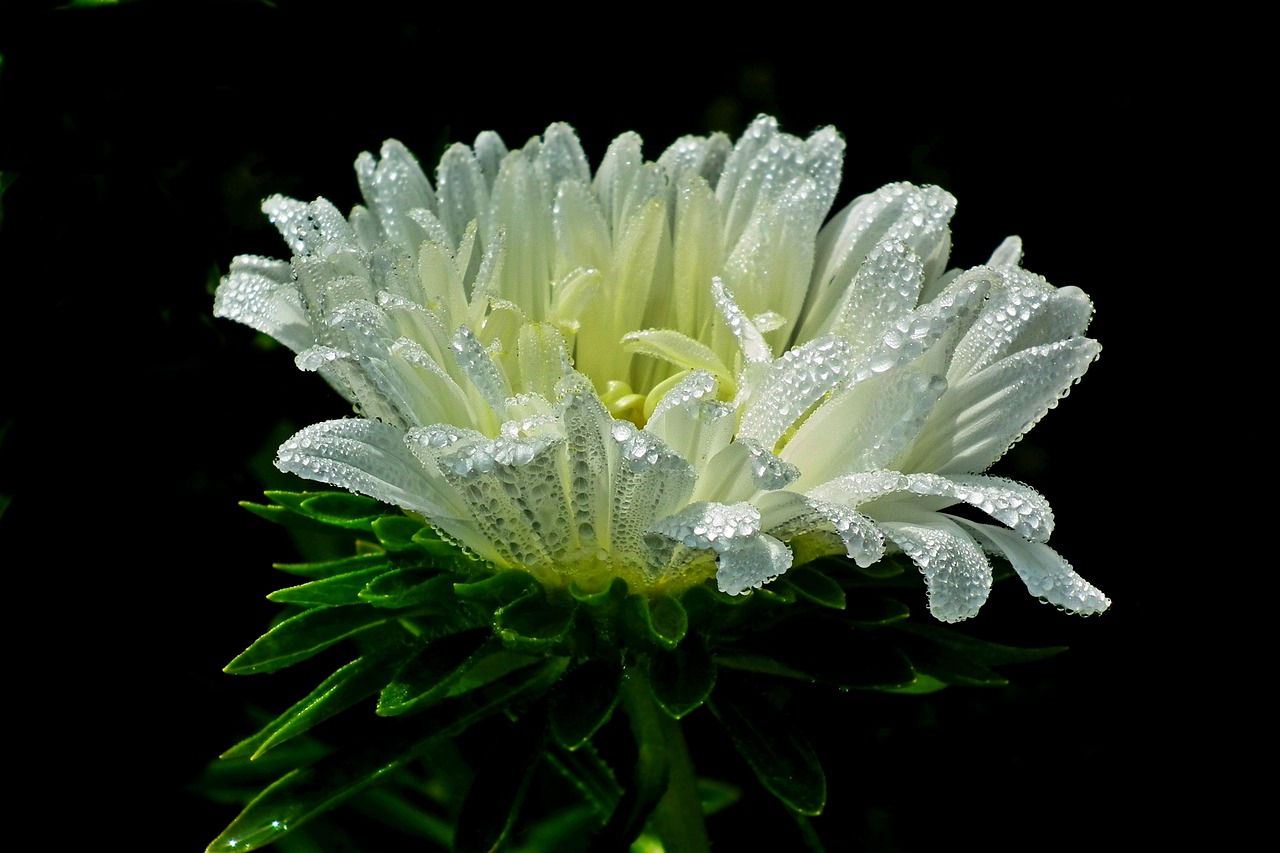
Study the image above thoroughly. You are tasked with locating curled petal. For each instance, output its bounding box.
[959,521,1110,616]
[879,513,992,623]
[903,473,1054,542]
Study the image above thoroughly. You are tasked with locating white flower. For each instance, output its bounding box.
[214,115,1109,623]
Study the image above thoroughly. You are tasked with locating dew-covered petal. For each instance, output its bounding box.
[648,501,795,596]
[436,140,495,250]
[276,419,451,521]
[692,439,800,504]
[451,325,513,419]
[784,369,948,488]
[265,196,360,260]
[796,183,956,344]
[737,336,850,451]
[714,534,792,596]
[831,266,990,392]
[754,490,884,567]
[414,419,571,571]
[213,255,312,352]
[657,132,732,191]
[949,266,1095,381]
[902,473,1054,542]
[959,521,1110,616]
[712,276,771,365]
[879,512,992,623]
[621,329,734,389]
[645,373,735,469]
[355,139,438,251]
[898,336,1101,475]
[606,420,698,569]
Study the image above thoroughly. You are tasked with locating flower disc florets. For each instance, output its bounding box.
[215,115,1108,622]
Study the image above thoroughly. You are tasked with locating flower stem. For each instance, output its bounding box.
[620,663,710,853]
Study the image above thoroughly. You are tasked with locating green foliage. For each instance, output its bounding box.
[204,492,1065,851]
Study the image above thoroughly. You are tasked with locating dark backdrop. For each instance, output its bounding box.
[2,4,1183,851]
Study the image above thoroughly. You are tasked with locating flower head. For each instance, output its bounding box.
[215,115,1108,622]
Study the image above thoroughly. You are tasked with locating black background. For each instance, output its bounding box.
[2,3,1191,851]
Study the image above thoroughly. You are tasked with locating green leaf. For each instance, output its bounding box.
[709,678,826,817]
[886,621,1065,689]
[495,592,577,653]
[780,566,845,609]
[545,741,623,816]
[569,576,629,609]
[646,635,716,719]
[549,659,623,750]
[207,659,567,852]
[891,621,1067,667]
[718,616,915,691]
[412,525,478,560]
[260,490,388,530]
[376,629,492,716]
[358,569,454,609]
[452,705,550,853]
[454,569,540,609]
[221,653,401,760]
[225,606,403,675]
[272,553,391,579]
[624,594,688,651]
[844,592,912,627]
[267,566,392,606]
[370,514,429,552]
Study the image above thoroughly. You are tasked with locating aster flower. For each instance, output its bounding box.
[215,115,1107,623]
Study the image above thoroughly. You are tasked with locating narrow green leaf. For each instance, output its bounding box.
[720,616,915,690]
[888,629,1008,687]
[206,659,567,852]
[549,659,622,750]
[880,672,949,694]
[647,635,716,719]
[452,705,550,853]
[377,629,492,716]
[447,647,549,698]
[225,606,402,674]
[221,653,401,760]
[545,741,623,816]
[267,566,391,606]
[273,553,390,579]
[709,678,826,816]
[347,786,453,846]
[845,593,912,627]
[781,567,845,609]
[891,621,1066,666]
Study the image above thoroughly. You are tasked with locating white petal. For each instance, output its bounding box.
[720,537,793,595]
[902,473,1054,542]
[899,337,1101,474]
[276,420,453,523]
[755,491,884,567]
[879,512,992,623]
[692,439,800,504]
[785,369,947,487]
[213,255,311,352]
[959,521,1110,616]
[354,139,438,250]
[737,337,851,451]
